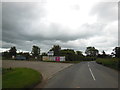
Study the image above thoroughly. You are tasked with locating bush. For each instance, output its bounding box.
[96,58,119,70]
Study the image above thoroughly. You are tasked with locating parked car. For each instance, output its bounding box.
[16,55,26,60]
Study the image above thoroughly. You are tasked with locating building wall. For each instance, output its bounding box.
[42,56,65,61]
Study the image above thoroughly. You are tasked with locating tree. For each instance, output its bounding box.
[113,47,120,58]
[41,52,48,56]
[9,46,17,57]
[76,51,84,57]
[111,52,114,57]
[85,47,99,57]
[2,51,10,58]
[22,52,30,60]
[17,52,23,55]
[31,45,40,57]
[97,54,103,58]
[60,49,76,61]
[102,50,106,58]
[49,45,61,56]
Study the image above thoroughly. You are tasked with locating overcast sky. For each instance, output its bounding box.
[1,0,119,54]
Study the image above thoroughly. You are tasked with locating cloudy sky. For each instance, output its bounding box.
[1,0,119,54]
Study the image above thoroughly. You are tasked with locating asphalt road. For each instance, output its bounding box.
[44,61,118,88]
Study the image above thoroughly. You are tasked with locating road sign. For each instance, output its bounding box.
[48,51,54,56]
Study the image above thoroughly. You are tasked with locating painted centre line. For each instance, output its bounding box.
[88,62,96,81]
[88,62,90,67]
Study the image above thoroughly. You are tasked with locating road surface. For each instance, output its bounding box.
[44,61,118,88]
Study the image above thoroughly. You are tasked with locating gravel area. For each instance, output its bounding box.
[2,60,73,88]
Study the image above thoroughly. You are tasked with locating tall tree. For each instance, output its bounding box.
[60,49,76,61]
[85,47,99,57]
[113,47,120,58]
[49,45,61,56]
[31,45,40,57]
[9,46,17,57]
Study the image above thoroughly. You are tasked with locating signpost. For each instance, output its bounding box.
[48,51,54,56]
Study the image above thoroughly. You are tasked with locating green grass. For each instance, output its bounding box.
[96,58,119,70]
[2,68,42,88]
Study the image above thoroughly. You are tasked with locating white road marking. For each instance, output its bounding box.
[88,62,89,67]
[89,68,96,81]
[88,62,96,81]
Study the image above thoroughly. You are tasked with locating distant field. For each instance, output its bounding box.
[96,58,119,70]
[2,68,42,88]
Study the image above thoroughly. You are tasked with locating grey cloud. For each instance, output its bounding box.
[118,2,120,46]
[2,2,108,46]
[22,22,105,43]
[1,2,118,54]
[2,41,17,48]
[79,23,107,36]
[2,2,45,42]
[90,2,118,23]
[2,2,80,44]
[0,2,2,46]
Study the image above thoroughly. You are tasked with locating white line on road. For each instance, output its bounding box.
[88,62,96,81]
[89,68,96,81]
[88,62,89,67]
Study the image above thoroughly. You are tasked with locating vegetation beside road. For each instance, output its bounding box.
[2,68,42,88]
[96,58,120,70]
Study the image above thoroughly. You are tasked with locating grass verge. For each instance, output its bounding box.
[96,58,120,70]
[2,67,42,88]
